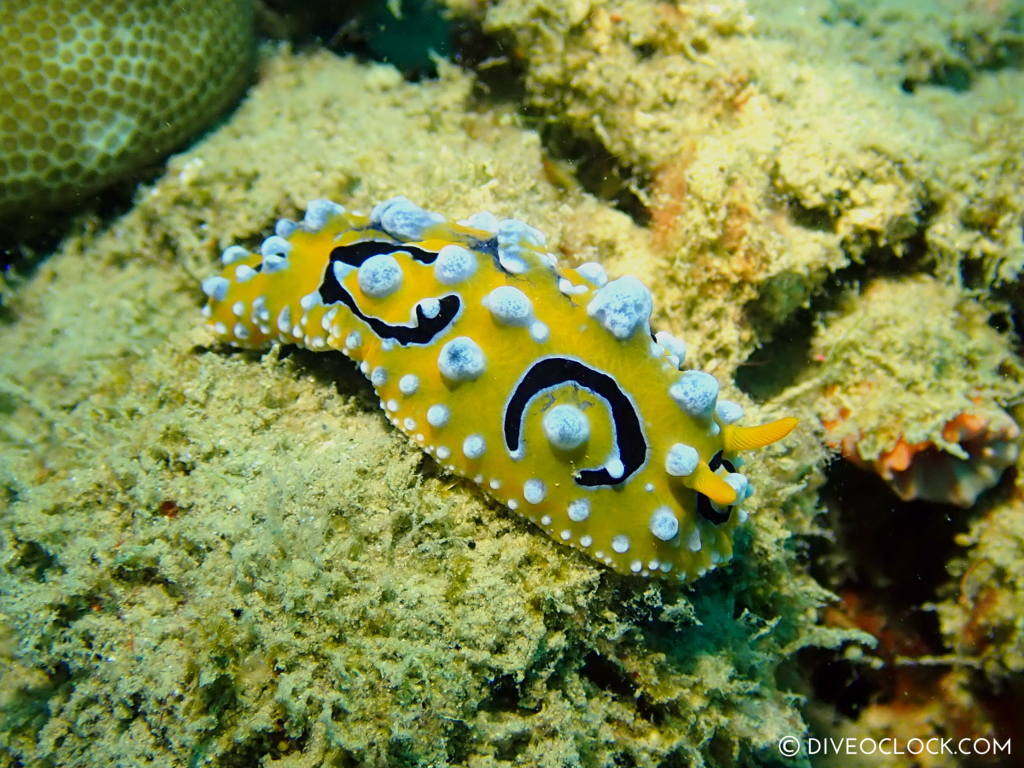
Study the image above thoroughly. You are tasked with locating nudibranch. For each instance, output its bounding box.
[201,197,797,581]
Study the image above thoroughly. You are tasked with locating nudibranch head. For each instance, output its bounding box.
[201,196,797,581]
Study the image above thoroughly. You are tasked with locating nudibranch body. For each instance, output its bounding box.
[202,197,796,581]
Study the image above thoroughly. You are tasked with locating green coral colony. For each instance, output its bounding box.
[0,0,254,216]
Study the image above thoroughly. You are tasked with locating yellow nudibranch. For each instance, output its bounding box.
[201,197,797,581]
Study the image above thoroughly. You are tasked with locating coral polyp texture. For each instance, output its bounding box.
[814,275,1021,506]
[0,0,254,217]
[202,196,797,580]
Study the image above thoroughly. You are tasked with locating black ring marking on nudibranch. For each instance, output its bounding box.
[696,450,737,525]
[504,357,647,487]
[318,244,460,346]
[329,239,441,267]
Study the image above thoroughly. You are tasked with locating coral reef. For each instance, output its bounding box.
[813,668,1004,768]
[841,410,1019,507]
[816,584,1006,768]
[1,0,1022,763]
[0,0,254,218]
[810,275,1021,506]
[924,75,1024,297]
[448,0,912,365]
[0,50,839,766]
[764,0,1024,92]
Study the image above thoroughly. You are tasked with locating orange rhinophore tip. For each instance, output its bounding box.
[723,417,799,452]
[690,463,739,505]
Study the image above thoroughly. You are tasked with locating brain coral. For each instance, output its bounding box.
[0,0,254,217]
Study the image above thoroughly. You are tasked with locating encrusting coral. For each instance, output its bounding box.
[0,0,254,217]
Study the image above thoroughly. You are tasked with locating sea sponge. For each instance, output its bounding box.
[0,0,254,217]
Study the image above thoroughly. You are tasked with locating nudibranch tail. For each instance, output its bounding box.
[200,195,797,581]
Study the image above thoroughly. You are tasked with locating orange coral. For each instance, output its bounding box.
[825,408,1020,507]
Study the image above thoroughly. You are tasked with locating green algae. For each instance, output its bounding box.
[0,48,845,767]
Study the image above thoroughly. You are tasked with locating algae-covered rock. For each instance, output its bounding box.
[444,0,1024,373]
[0,49,842,767]
[922,74,1024,291]
[809,275,1021,506]
[450,0,926,365]
[818,0,1024,91]
[6,0,1018,759]
[0,0,255,218]
[936,453,1024,679]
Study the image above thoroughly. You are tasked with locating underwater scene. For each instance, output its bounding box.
[1,0,1023,765]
